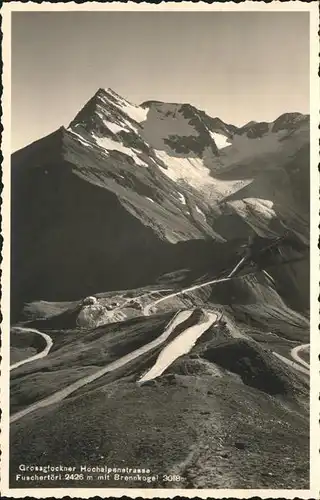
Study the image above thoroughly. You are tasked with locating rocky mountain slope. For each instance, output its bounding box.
[11,88,309,317]
[10,296,309,489]
[10,88,310,490]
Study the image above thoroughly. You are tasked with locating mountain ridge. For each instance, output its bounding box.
[11,88,309,315]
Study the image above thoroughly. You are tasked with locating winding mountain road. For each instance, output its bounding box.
[143,276,237,316]
[10,310,194,424]
[10,289,171,370]
[290,343,310,369]
[10,254,310,423]
[143,255,251,316]
[10,328,53,371]
[273,351,309,376]
[142,258,310,380]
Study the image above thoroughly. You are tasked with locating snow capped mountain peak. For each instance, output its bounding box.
[139,100,233,158]
[102,87,123,98]
[67,87,154,168]
[64,87,310,210]
[11,86,310,317]
[100,88,149,123]
[69,89,309,166]
[70,87,148,131]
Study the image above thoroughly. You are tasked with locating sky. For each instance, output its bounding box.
[11,11,310,151]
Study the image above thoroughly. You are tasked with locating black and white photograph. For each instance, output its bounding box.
[1,2,319,498]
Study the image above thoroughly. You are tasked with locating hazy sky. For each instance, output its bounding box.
[12,11,310,151]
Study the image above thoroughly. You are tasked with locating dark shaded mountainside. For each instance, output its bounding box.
[11,88,309,319]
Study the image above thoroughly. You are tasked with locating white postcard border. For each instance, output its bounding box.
[1,2,319,498]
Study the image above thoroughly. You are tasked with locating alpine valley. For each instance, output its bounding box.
[10,88,310,489]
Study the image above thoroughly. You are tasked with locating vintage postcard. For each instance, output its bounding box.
[1,2,319,498]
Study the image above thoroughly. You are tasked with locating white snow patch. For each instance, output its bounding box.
[102,120,125,135]
[92,134,148,167]
[155,149,211,186]
[98,91,145,129]
[177,192,186,205]
[104,88,121,99]
[68,129,94,148]
[209,132,231,149]
[196,205,206,218]
[120,102,148,123]
[96,107,140,135]
[145,197,155,203]
[227,198,277,237]
[101,89,126,107]
[244,198,277,220]
[154,149,250,201]
[139,312,218,382]
[141,104,199,150]
[122,118,140,135]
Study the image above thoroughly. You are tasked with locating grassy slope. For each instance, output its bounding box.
[10,313,173,413]
[298,347,310,364]
[10,372,308,489]
[10,306,309,489]
[10,347,37,364]
[10,328,47,365]
[10,275,309,490]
